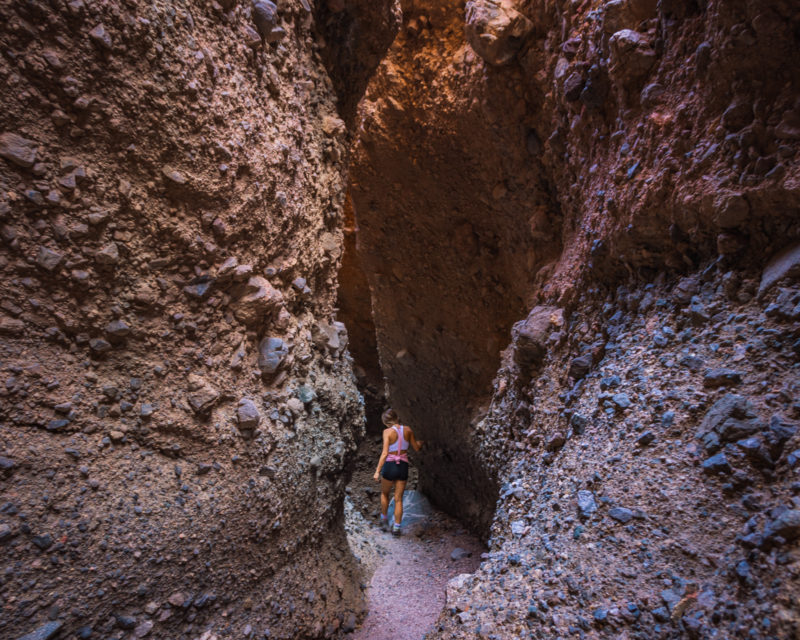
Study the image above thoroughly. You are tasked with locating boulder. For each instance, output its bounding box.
[602,0,636,34]
[257,337,288,376]
[233,276,283,328]
[697,394,762,442]
[545,432,566,451]
[714,193,749,229]
[37,247,63,272]
[568,354,592,380]
[608,29,655,86]
[89,23,113,50]
[702,368,743,388]
[105,319,131,340]
[252,0,284,43]
[762,510,800,546]
[95,242,120,266]
[702,452,732,475]
[0,316,25,335]
[465,0,534,66]
[512,306,561,373]
[608,507,634,523]
[722,99,754,132]
[162,165,187,185]
[312,320,348,356]
[758,243,800,299]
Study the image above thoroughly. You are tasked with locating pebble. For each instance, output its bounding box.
[703,368,743,388]
[258,337,288,376]
[16,622,63,640]
[0,132,37,168]
[36,247,63,272]
[237,398,261,430]
[702,452,732,475]
[636,431,655,446]
[608,507,634,523]
[89,23,112,50]
[576,490,597,518]
[95,242,120,266]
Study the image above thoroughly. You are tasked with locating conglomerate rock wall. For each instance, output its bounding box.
[346,0,800,637]
[0,1,397,639]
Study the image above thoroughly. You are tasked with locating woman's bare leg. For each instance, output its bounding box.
[393,480,406,525]
[380,478,394,517]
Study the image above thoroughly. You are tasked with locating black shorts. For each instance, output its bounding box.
[381,460,408,482]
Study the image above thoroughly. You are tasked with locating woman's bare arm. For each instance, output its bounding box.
[408,428,424,452]
[373,429,390,481]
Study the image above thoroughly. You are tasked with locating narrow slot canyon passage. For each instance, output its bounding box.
[342,437,484,640]
[1,0,800,640]
[336,187,491,638]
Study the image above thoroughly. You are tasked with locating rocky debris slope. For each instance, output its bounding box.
[430,266,800,638]
[0,0,397,638]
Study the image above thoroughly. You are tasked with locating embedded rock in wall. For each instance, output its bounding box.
[511,306,562,376]
[0,0,397,638]
[464,0,533,66]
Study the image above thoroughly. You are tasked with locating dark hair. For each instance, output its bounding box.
[381,408,398,426]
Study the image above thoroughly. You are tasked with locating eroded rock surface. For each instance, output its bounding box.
[2,0,800,637]
[0,0,397,638]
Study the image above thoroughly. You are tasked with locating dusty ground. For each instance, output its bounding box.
[345,437,484,640]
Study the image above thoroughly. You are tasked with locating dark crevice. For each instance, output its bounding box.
[336,192,385,434]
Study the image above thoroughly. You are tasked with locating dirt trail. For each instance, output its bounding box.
[345,438,484,640]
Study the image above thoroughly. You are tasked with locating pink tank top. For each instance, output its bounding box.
[387,425,408,463]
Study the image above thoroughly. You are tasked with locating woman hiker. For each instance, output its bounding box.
[373,408,424,535]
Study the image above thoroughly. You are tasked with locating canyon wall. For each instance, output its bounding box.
[0,1,396,638]
[347,0,800,637]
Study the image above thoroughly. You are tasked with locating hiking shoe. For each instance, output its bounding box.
[379,516,389,532]
[391,523,401,537]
